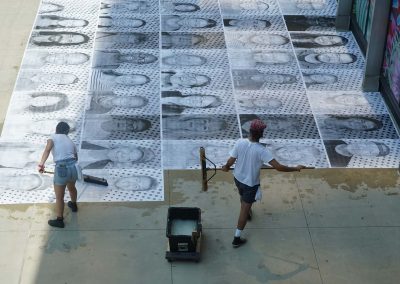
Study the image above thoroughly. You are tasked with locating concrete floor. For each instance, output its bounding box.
[0,169,399,284]
[1,1,400,283]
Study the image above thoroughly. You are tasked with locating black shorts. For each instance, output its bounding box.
[234,177,259,204]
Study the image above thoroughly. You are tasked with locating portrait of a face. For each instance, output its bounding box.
[97,95,148,109]
[163,72,210,88]
[31,31,89,46]
[238,98,283,110]
[114,176,156,191]
[99,16,146,28]
[335,141,390,157]
[162,33,206,48]
[303,73,338,86]
[28,92,69,113]
[101,1,151,13]
[238,0,269,11]
[45,52,89,65]
[173,3,200,12]
[324,116,382,131]
[291,33,348,48]
[295,0,326,10]
[39,2,64,14]
[1,174,47,191]
[249,34,290,46]
[273,145,321,165]
[224,19,271,29]
[284,15,336,31]
[162,54,206,66]
[163,16,217,31]
[35,15,89,29]
[101,118,152,133]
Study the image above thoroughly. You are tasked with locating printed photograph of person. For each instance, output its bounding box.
[86,92,149,114]
[82,115,160,140]
[161,91,223,115]
[89,70,151,92]
[162,114,240,140]
[296,51,360,69]
[324,139,396,168]
[220,0,276,16]
[235,91,311,114]
[226,32,291,49]
[1,117,80,142]
[34,15,89,30]
[39,2,64,14]
[98,16,148,30]
[161,71,211,89]
[30,31,90,47]
[302,69,363,91]
[162,53,207,67]
[262,140,329,168]
[315,114,399,140]
[9,92,70,114]
[303,72,338,87]
[161,2,202,14]
[307,92,387,115]
[22,51,90,68]
[0,171,52,192]
[95,32,158,49]
[92,50,158,69]
[162,15,219,32]
[0,143,50,169]
[78,169,162,201]
[228,50,296,68]
[284,15,336,31]
[161,50,229,69]
[162,32,226,49]
[290,33,349,48]
[279,0,337,15]
[162,140,235,169]
[223,18,272,30]
[232,69,299,90]
[15,71,79,91]
[240,114,320,139]
[100,1,153,14]
[79,141,158,169]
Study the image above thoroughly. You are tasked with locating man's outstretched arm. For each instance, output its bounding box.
[222,157,236,172]
[268,159,306,172]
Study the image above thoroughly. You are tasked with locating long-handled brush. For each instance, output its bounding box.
[44,171,108,186]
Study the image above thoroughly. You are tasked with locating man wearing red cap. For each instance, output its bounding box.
[222,119,305,248]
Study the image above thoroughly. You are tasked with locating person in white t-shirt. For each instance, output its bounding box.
[222,119,305,248]
[38,121,79,228]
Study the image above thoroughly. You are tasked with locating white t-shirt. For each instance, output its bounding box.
[51,134,77,162]
[230,139,273,187]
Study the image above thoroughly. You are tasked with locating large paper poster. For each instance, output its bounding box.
[383,0,400,104]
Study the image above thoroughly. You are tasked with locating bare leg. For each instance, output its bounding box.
[54,184,66,218]
[67,182,77,203]
[237,201,252,230]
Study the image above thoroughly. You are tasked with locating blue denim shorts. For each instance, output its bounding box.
[234,177,259,204]
[54,158,78,186]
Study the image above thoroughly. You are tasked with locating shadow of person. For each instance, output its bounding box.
[44,211,87,254]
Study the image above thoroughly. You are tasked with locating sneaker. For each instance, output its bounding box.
[48,217,64,228]
[68,201,78,212]
[232,237,247,248]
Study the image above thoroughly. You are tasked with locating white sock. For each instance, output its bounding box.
[234,229,242,238]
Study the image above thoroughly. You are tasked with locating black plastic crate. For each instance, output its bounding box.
[166,207,202,253]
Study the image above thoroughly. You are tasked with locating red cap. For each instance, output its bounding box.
[250,119,267,131]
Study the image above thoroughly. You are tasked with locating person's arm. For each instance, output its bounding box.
[38,139,54,173]
[221,157,236,172]
[268,159,306,172]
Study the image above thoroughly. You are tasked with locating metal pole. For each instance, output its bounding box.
[199,147,208,192]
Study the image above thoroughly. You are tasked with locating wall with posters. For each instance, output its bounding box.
[382,0,400,105]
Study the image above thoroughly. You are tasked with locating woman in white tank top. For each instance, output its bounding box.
[38,121,79,228]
